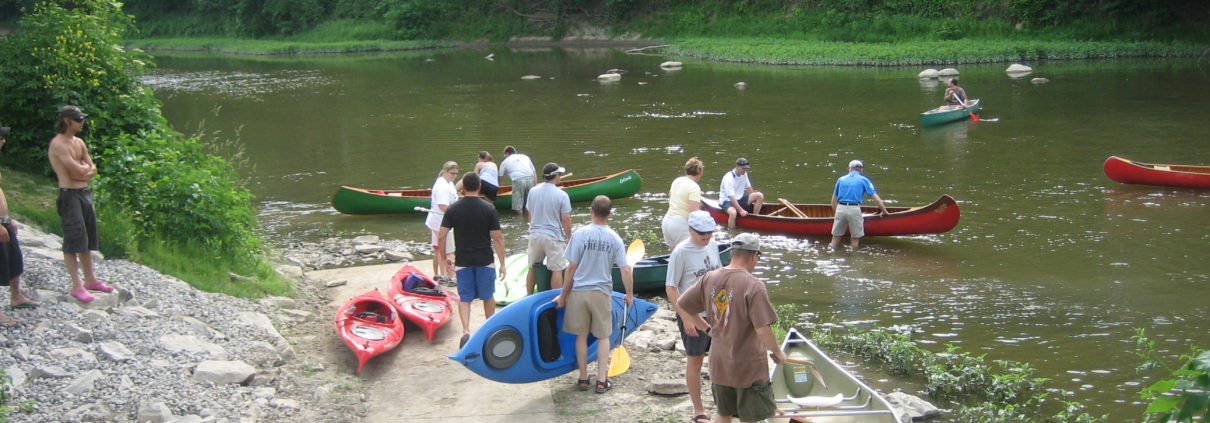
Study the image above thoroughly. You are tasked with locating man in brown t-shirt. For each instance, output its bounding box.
[676,233,787,423]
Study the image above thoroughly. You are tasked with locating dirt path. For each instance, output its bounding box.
[307,260,699,423]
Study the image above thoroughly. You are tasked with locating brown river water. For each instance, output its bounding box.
[146,48,1210,420]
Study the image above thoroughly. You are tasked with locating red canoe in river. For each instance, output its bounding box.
[387,265,456,343]
[334,289,404,373]
[1103,156,1210,189]
[701,195,960,236]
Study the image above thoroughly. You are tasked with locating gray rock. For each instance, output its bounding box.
[245,341,283,367]
[229,272,255,282]
[159,333,229,359]
[260,296,297,309]
[71,403,116,422]
[6,366,26,387]
[938,68,960,76]
[1031,77,1050,84]
[1006,63,1033,73]
[81,309,110,323]
[252,387,277,399]
[75,291,120,309]
[63,369,103,394]
[115,305,160,318]
[628,330,655,350]
[324,279,348,288]
[384,250,412,262]
[30,365,71,379]
[194,360,256,385]
[354,244,385,254]
[65,323,95,343]
[887,391,942,422]
[647,379,689,396]
[50,347,96,362]
[917,69,939,79]
[280,309,312,321]
[169,415,204,423]
[12,345,33,361]
[276,264,304,279]
[269,398,301,410]
[99,340,135,362]
[351,235,380,245]
[247,371,277,387]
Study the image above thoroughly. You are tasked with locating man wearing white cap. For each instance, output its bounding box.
[525,162,573,294]
[830,160,889,249]
[665,210,724,423]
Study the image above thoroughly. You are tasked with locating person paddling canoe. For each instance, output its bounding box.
[944,78,971,109]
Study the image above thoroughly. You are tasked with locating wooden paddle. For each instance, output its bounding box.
[782,357,828,389]
[608,239,644,377]
[778,198,809,219]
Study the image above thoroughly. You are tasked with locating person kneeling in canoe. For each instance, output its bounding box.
[830,160,889,250]
[557,195,634,394]
[677,233,787,423]
[438,172,507,348]
[944,78,971,109]
[665,210,724,423]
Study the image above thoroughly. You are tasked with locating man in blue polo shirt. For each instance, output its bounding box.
[830,160,889,249]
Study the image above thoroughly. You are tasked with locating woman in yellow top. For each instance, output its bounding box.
[661,158,705,249]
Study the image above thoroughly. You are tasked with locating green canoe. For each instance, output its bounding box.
[494,253,530,306]
[532,243,732,293]
[920,98,981,127]
[332,169,642,215]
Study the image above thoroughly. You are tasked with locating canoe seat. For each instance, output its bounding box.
[355,311,387,324]
[537,308,562,362]
[788,393,844,408]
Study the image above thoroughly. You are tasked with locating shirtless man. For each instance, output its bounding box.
[48,106,113,303]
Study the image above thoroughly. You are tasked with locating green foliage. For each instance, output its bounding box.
[126,37,451,55]
[807,325,1103,421]
[0,1,289,298]
[770,303,797,342]
[1134,329,1210,422]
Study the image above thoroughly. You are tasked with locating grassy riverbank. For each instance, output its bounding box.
[665,38,1208,66]
[126,37,453,55]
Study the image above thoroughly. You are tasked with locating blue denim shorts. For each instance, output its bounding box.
[455,266,496,302]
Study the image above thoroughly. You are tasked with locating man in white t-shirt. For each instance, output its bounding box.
[499,146,537,215]
[718,157,764,230]
[525,163,572,294]
[665,210,723,423]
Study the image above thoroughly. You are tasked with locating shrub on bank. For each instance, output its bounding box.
[0,0,288,297]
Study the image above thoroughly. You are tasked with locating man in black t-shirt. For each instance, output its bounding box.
[438,172,507,347]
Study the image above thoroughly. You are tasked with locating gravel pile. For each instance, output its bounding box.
[2,222,358,423]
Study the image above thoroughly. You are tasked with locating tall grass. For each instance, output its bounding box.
[126,37,453,55]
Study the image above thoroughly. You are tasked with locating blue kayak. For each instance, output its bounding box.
[448,289,658,384]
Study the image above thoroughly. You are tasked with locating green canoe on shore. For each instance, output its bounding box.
[332,169,642,214]
[531,243,732,293]
[920,99,981,127]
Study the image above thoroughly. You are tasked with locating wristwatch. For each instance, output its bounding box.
[0,216,9,224]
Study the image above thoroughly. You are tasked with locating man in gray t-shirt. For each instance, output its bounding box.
[557,195,634,394]
[665,210,723,422]
[525,163,573,294]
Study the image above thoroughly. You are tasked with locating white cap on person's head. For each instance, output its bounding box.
[688,210,716,233]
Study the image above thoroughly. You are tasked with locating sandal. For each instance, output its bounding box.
[594,379,611,394]
[576,378,591,391]
[691,414,710,423]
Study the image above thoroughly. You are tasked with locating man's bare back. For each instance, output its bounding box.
[48,134,96,189]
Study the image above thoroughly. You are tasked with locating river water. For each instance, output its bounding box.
[147,48,1210,419]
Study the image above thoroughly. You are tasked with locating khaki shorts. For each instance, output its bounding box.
[562,290,612,338]
[831,205,865,238]
[661,214,690,249]
[712,381,776,422]
[527,233,567,271]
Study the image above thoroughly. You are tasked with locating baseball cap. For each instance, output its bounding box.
[736,158,750,169]
[687,210,716,233]
[542,163,566,177]
[58,105,87,120]
[0,127,9,137]
[848,159,864,168]
[730,233,761,252]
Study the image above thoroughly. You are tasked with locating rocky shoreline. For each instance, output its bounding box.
[4,226,938,422]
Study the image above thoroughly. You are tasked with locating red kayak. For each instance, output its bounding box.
[387,265,457,343]
[334,289,404,373]
[701,195,959,237]
[1103,156,1210,189]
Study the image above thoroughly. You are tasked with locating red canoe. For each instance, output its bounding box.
[387,265,457,343]
[1103,156,1210,189]
[334,289,404,373]
[701,195,960,236]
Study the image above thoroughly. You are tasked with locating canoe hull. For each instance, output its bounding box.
[333,169,642,214]
[920,99,981,127]
[771,329,899,422]
[334,289,405,373]
[1103,156,1210,189]
[531,244,733,292]
[387,265,456,343]
[448,289,657,384]
[702,195,959,237]
[495,253,531,306]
